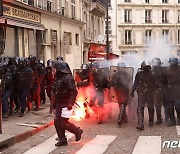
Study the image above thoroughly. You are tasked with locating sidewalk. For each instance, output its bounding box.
[0,103,54,151]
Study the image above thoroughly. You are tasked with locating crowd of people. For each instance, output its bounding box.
[0,55,58,119]
[1,55,180,146]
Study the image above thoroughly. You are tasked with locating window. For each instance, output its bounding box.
[145,0,150,3]
[125,30,132,45]
[75,34,79,46]
[42,29,48,44]
[28,0,34,6]
[124,10,131,23]
[64,32,72,45]
[162,10,168,23]
[108,0,111,7]
[124,0,131,2]
[145,10,152,23]
[178,30,180,44]
[145,30,152,43]
[47,0,52,11]
[162,30,169,42]
[162,0,168,3]
[178,11,180,23]
[38,0,43,9]
[179,0,180,3]
[71,0,75,19]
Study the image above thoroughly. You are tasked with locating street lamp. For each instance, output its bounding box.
[106,0,109,60]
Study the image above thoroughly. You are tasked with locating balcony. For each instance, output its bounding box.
[90,0,106,17]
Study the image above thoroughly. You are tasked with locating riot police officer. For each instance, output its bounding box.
[151,58,164,125]
[90,66,109,124]
[164,57,180,126]
[2,64,13,120]
[131,61,155,130]
[17,58,33,117]
[110,62,131,126]
[7,57,19,115]
[45,59,55,113]
[28,55,44,111]
[51,60,83,146]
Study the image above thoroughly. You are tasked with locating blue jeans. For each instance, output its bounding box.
[18,89,29,113]
[2,90,12,114]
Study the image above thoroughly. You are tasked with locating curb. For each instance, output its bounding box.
[0,120,54,151]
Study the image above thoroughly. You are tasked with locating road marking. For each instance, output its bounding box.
[76,135,117,154]
[23,133,74,154]
[176,126,180,135]
[132,136,161,154]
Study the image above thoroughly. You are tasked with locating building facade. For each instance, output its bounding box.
[110,0,180,58]
[82,0,106,63]
[0,0,107,69]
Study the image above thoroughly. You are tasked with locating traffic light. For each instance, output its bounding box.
[0,0,3,16]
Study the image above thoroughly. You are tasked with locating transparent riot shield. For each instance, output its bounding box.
[109,66,134,104]
[90,67,110,104]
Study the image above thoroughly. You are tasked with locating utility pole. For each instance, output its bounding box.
[106,0,109,60]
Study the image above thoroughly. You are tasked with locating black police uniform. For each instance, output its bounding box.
[51,61,83,146]
[131,61,155,130]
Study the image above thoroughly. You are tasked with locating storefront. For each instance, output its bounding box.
[88,43,119,62]
[0,3,44,58]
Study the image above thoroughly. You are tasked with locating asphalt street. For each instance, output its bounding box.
[1,102,180,154]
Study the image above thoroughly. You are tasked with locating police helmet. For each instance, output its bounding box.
[54,61,70,74]
[168,57,178,65]
[141,61,151,70]
[151,57,162,67]
[90,61,99,69]
[24,58,30,66]
[28,55,37,65]
[47,59,54,67]
[56,56,64,61]
[81,64,90,70]
[18,58,26,68]
[117,62,126,67]
[38,59,44,65]
[13,56,19,65]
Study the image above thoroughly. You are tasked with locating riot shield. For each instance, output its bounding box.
[73,69,91,101]
[90,67,110,104]
[109,66,134,104]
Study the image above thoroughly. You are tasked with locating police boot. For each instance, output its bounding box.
[148,107,154,127]
[54,119,66,141]
[155,106,162,125]
[63,122,83,141]
[168,105,176,127]
[175,105,180,125]
[55,137,67,146]
[136,107,144,130]
[118,104,127,126]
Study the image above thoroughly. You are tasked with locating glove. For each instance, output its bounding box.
[67,105,73,110]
